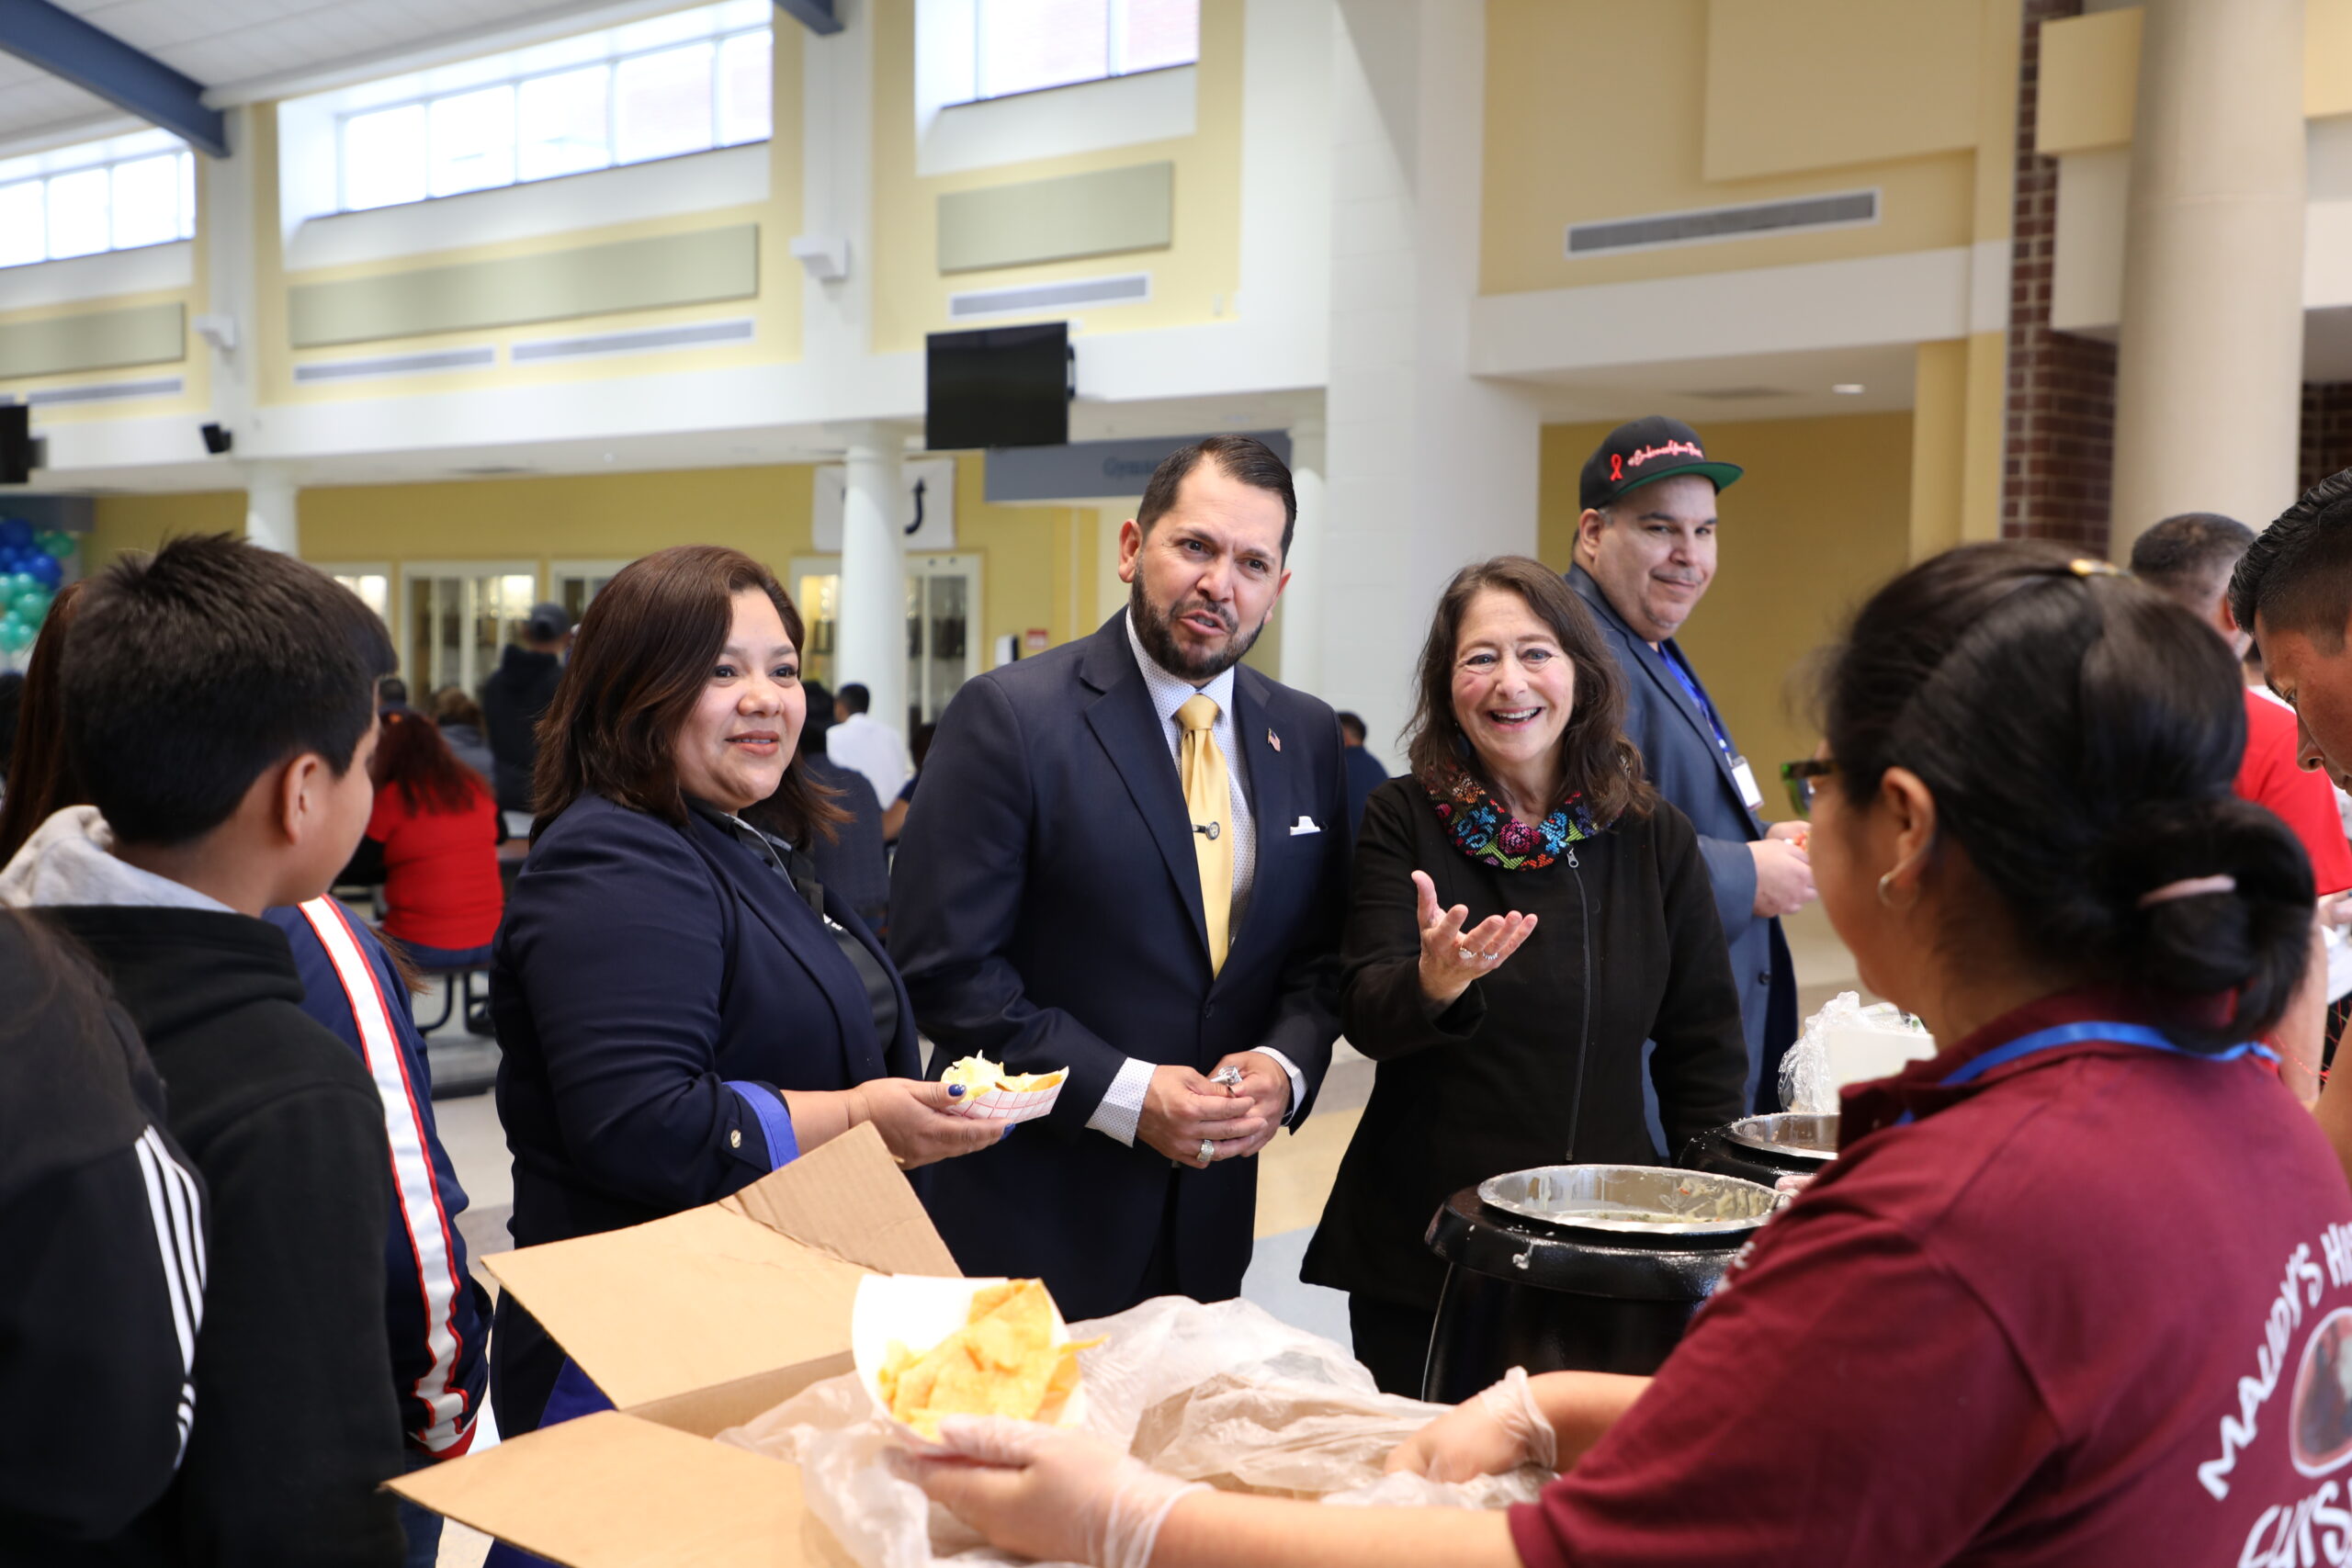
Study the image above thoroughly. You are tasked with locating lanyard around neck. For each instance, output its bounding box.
[1939,1021,2278,1085]
[1892,1021,2278,1126]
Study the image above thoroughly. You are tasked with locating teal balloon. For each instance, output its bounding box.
[0,573,25,601]
[12,590,48,625]
[38,530,75,560]
[0,618,31,654]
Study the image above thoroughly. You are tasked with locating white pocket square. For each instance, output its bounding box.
[1289,817,1321,836]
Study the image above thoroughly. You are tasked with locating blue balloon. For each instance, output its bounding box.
[0,519,29,551]
[23,553,60,589]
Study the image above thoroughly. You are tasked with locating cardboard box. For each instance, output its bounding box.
[392,1124,959,1566]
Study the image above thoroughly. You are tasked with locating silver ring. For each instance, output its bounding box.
[1197,1138,1215,1164]
[1457,946,1478,963]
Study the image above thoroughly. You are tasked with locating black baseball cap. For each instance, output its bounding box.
[1579,416,1744,511]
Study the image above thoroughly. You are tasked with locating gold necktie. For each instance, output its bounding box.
[1177,694,1233,974]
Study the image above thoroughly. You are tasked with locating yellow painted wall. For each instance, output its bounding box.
[865,0,1244,352]
[2041,1,2352,154]
[87,490,246,563]
[252,25,804,404]
[1703,0,1986,182]
[89,455,1099,682]
[1481,0,1992,297]
[1537,412,1915,807]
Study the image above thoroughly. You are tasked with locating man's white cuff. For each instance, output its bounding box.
[1087,1056,1157,1146]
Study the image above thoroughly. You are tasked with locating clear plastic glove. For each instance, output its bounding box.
[1383,1366,1557,1483]
[905,1416,1204,1568]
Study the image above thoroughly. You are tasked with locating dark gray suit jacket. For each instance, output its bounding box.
[1568,566,1796,1111]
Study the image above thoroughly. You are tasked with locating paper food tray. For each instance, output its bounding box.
[850,1274,1088,1453]
[946,1073,1065,1124]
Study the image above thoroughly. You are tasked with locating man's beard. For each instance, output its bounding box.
[1130,578,1265,682]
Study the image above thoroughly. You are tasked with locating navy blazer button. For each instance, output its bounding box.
[1757,971,1771,985]
[729,1129,742,1148]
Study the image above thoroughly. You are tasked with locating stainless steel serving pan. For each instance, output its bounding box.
[1720,1112,1839,1166]
[1476,1164,1779,1240]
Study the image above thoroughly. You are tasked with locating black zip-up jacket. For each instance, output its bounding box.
[1303,776,1749,1313]
[481,644,562,813]
[0,916,207,1554]
[34,907,406,1568]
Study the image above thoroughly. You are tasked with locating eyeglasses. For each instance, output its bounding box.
[1781,758,1838,818]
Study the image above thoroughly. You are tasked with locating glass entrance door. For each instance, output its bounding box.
[402,566,538,696]
[905,553,981,734]
[786,554,981,732]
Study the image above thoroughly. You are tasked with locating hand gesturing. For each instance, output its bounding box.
[1412,869,1537,1007]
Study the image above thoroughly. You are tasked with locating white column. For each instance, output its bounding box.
[203,107,258,453]
[1277,417,1329,701]
[1320,0,1540,768]
[835,422,908,734]
[2109,0,2305,553]
[243,462,300,556]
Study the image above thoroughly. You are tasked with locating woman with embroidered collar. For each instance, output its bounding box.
[1299,554,1749,1395]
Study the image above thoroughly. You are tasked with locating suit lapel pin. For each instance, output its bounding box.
[1267,728,1282,752]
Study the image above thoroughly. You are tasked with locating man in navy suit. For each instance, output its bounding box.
[1567,417,1815,1112]
[892,435,1350,1320]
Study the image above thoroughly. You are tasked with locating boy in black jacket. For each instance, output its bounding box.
[0,535,407,1566]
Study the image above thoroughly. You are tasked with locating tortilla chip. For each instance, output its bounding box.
[940,1055,1070,1095]
[885,1279,1081,1439]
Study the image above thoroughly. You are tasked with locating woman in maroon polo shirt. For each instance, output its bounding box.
[908,541,2352,1568]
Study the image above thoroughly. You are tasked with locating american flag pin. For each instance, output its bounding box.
[1268,728,1282,752]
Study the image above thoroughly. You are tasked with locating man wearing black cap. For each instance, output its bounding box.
[1568,416,1811,1114]
[481,601,573,817]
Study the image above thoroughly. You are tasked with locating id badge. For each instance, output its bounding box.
[1730,756,1765,811]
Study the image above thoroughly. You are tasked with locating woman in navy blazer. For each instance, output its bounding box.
[488,545,996,1437]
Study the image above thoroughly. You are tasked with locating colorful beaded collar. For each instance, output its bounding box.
[1422,764,1596,872]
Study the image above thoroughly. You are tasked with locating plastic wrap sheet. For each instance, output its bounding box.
[715,1295,1549,1568]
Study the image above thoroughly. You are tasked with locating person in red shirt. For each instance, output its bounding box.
[2134,513,2352,1088]
[905,542,2352,1568]
[363,708,503,966]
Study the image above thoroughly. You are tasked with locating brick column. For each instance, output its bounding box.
[2301,383,2352,494]
[1999,0,2118,554]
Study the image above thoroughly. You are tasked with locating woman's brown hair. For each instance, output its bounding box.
[1404,556,1651,825]
[0,580,86,864]
[531,545,843,842]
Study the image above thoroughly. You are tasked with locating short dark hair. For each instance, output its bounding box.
[1406,557,1650,826]
[1826,541,2312,1052]
[2129,513,2255,607]
[377,674,410,710]
[63,535,393,846]
[836,682,870,715]
[533,545,843,843]
[1336,710,1367,743]
[2233,468,2352,651]
[1136,435,1297,558]
[430,685,484,730]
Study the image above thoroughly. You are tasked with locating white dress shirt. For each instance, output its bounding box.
[1086,613,1306,1147]
[824,711,914,805]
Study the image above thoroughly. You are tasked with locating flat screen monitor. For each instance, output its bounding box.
[926,323,1069,450]
[0,405,28,485]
